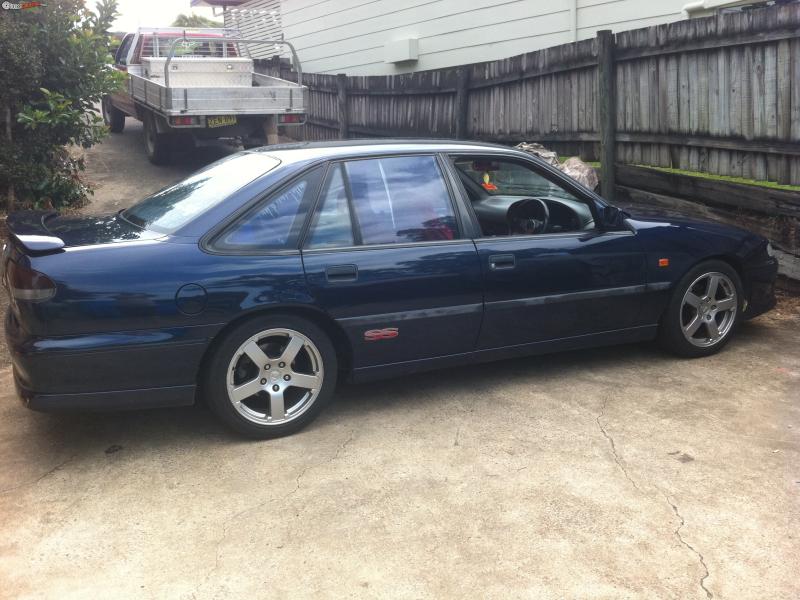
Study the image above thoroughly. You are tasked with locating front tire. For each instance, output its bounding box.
[202,314,338,439]
[658,260,743,358]
[102,96,125,133]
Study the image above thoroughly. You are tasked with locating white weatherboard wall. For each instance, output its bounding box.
[277,0,692,75]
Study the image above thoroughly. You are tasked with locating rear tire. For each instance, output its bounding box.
[202,314,338,439]
[102,96,125,133]
[658,260,744,358]
[143,113,172,165]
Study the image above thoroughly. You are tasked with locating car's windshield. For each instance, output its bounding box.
[122,153,280,234]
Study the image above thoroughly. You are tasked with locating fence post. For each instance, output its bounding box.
[597,29,616,202]
[454,67,470,139]
[336,73,349,139]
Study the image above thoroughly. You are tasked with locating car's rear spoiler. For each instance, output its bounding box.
[5,211,65,254]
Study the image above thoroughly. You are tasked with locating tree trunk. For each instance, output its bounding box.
[4,105,14,212]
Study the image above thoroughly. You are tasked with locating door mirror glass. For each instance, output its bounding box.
[600,205,627,230]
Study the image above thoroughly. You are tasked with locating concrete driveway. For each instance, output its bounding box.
[1,119,799,599]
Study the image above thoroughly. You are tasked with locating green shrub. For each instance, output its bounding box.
[0,0,123,210]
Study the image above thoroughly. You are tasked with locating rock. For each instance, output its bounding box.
[515,142,599,191]
[560,156,599,191]
[514,142,560,167]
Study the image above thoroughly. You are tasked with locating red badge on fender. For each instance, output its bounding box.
[364,328,399,341]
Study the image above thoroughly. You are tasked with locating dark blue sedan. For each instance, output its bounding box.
[4,140,778,437]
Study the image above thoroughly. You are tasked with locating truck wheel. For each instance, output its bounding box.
[102,96,125,133]
[143,113,172,165]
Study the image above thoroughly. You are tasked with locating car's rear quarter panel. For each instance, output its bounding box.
[8,239,313,397]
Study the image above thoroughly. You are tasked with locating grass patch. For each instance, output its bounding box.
[557,156,600,168]
[635,165,800,192]
[556,158,799,192]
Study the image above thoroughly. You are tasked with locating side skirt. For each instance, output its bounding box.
[349,325,658,383]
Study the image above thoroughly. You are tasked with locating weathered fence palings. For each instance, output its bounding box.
[254,1,800,188]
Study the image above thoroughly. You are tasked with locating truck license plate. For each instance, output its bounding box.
[207,115,237,128]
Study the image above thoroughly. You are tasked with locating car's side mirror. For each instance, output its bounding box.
[600,205,627,230]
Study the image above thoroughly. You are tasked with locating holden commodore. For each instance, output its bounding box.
[3,140,778,438]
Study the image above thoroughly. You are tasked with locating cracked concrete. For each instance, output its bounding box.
[664,493,713,599]
[597,396,714,599]
[1,122,799,598]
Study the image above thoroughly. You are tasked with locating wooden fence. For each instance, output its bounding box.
[256,2,800,281]
[257,2,800,187]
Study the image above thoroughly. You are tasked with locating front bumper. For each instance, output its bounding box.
[743,256,778,319]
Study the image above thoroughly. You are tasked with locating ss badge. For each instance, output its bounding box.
[364,327,399,341]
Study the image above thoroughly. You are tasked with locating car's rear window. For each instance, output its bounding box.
[122,153,279,234]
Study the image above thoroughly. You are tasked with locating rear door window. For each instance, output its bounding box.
[305,165,355,249]
[304,155,459,249]
[346,155,457,245]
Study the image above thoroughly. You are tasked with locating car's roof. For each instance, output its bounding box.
[248,139,526,165]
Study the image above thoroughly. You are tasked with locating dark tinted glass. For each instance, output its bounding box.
[346,156,457,244]
[122,153,279,234]
[215,166,323,251]
[305,165,355,249]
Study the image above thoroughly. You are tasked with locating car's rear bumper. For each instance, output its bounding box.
[6,311,215,411]
[743,256,778,319]
[15,376,196,412]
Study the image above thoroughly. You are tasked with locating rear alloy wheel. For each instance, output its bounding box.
[659,260,743,357]
[101,96,125,133]
[143,113,173,165]
[204,315,337,438]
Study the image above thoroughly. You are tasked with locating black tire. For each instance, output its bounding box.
[658,259,744,358]
[143,113,172,165]
[202,314,338,439]
[102,96,125,133]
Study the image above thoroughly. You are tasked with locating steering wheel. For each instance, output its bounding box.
[507,198,550,235]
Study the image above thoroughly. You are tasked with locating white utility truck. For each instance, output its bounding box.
[102,28,306,164]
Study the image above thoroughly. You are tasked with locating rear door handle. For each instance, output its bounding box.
[489,254,516,270]
[325,264,358,282]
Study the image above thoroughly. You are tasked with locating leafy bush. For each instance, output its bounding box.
[0,0,123,210]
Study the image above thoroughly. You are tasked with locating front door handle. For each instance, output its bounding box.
[489,254,516,270]
[325,264,358,282]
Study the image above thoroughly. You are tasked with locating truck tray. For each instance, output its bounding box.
[129,72,306,116]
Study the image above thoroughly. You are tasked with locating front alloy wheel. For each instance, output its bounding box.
[680,272,738,347]
[659,259,743,358]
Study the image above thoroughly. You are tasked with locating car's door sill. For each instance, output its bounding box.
[349,325,658,383]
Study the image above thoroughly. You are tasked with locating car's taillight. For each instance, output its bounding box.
[279,113,304,124]
[6,262,56,302]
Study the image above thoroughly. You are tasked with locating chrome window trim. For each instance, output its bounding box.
[301,237,472,254]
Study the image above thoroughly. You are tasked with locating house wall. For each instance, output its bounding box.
[277,0,694,75]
